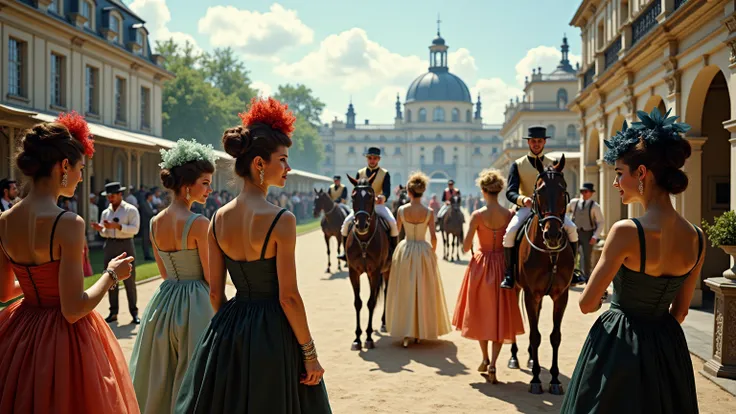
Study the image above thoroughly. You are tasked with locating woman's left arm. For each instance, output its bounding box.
[193,216,211,285]
[579,221,632,313]
[670,227,707,323]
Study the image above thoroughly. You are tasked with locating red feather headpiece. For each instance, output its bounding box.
[56,111,95,157]
[238,97,296,137]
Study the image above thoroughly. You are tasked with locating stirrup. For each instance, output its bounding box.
[500,274,515,289]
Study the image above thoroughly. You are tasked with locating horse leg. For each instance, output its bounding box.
[508,342,520,369]
[443,230,449,261]
[349,269,363,351]
[381,270,389,332]
[524,292,544,394]
[549,289,569,395]
[325,234,331,273]
[365,270,382,349]
[456,230,462,261]
[336,234,343,271]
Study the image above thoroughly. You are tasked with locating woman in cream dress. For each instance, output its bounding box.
[386,172,451,348]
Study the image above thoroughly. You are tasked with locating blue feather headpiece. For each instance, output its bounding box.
[603,107,691,164]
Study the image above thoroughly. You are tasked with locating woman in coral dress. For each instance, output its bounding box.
[453,168,524,383]
[386,172,452,348]
[0,112,139,413]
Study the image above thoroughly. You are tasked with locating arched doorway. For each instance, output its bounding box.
[643,95,666,114]
[428,171,448,198]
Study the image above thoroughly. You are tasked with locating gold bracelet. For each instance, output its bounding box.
[300,339,314,350]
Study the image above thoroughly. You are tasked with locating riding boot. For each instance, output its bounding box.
[337,238,347,261]
[570,241,585,286]
[500,247,516,289]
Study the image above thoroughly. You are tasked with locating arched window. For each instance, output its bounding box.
[433,107,445,122]
[82,0,95,30]
[110,14,122,44]
[466,110,472,122]
[547,125,556,138]
[406,110,412,122]
[557,88,568,108]
[433,146,445,164]
[566,125,577,139]
[451,108,460,122]
[418,108,427,122]
[325,144,332,152]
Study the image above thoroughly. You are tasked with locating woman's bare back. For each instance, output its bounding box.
[214,197,285,261]
[474,204,512,230]
[402,202,430,224]
[151,208,205,252]
[0,201,71,265]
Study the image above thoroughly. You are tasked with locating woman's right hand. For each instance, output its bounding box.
[301,358,325,386]
[107,253,135,282]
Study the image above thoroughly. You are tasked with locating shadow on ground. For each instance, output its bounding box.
[357,333,470,377]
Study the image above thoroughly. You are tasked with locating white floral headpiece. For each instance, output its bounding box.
[159,139,218,170]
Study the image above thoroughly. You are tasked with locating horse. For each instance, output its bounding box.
[392,185,410,241]
[313,189,347,273]
[344,173,392,350]
[441,195,464,262]
[509,154,575,395]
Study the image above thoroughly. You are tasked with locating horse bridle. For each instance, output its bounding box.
[352,185,376,237]
[525,170,570,254]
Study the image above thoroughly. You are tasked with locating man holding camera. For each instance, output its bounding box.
[91,182,141,324]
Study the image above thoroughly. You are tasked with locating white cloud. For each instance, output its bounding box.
[471,78,524,124]
[371,85,403,110]
[128,0,201,54]
[514,46,581,86]
[251,80,273,97]
[321,108,343,125]
[197,4,313,59]
[448,48,478,84]
[275,28,425,92]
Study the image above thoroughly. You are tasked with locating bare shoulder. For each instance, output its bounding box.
[56,213,85,242]
[606,219,638,244]
[272,210,296,240]
[191,214,211,236]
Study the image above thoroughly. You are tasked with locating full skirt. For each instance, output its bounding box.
[129,279,213,414]
[560,307,698,413]
[0,301,139,413]
[386,240,452,340]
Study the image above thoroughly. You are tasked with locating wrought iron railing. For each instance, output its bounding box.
[632,1,661,46]
[583,66,596,89]
[604,37,622,70]
[675,0,687,11]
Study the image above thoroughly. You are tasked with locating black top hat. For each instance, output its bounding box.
[333,175,341,180]
[101,182,126,196]
[580,182,596,192]
[448,179,455,185]
[523,125,551,139]
[365,147,381,157]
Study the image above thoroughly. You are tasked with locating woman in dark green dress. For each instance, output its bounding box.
[561,108,705,414]
[175,97,331,413]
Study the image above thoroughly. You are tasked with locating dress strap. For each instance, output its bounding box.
[690,224,704,274]
[149,220,160,251]
[49,211,68,261]
[261,209,287,260]
[630,218,646,273]
[181,214,201,250]
[211,212,221,250]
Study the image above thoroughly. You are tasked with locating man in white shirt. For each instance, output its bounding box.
[87,193,100,242]
[91,182,141,324]
[566,182,605,282]
[0,179,18,212]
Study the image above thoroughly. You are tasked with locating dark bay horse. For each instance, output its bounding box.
[511,154,575,395]
[345,173,391,350]
[392,185,410,241]
[441,195,464,262]
[313,189,346,273]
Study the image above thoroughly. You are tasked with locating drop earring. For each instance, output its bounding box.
[638,180,644,195]
[186,187,191,201]
[61,171,68,187]
[259,169,265,185]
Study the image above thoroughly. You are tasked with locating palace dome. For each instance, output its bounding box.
[405,69,472,103]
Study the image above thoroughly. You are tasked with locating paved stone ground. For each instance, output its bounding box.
[100,227,736,413]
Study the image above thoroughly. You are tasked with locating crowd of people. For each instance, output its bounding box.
[0,100,707,414]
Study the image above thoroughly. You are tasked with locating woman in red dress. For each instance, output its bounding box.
[452,168,524,383]
[0,112,139,413]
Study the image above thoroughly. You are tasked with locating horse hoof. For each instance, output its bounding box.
[364,340,375,349]
[507,358,520,370]
[351,341,361,351]
[529,383,544,394]
[549,383,564,395]
[380,325,387,333]
[325,268,330,274]
[527,360,534,369]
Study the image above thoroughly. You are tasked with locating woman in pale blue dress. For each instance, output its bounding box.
[128,139,217,414]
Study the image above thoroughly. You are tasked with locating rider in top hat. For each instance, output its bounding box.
[499,126,582,289]
[337,147,399,260]
[566,182,604,282]
[328,174,351,215]
[437,179,461,222]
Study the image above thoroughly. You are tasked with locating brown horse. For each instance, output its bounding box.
[313,189,346,273]
[510,154,575,395]
[441,195,464,261]
[392,185,410,241]
[345,173,391,350]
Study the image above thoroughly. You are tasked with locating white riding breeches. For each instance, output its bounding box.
[502,207,578,248]
[341,203,399,237]
[437,203,450,219]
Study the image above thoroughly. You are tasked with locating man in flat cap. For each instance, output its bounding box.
[566,182,604,283]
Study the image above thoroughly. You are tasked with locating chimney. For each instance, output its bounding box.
[365,119,369,125]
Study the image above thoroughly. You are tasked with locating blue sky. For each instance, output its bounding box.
[125,0,584,124]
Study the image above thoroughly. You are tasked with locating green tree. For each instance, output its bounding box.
[288,115,324,172]
[202,47,257,105]
[274,84,325,127]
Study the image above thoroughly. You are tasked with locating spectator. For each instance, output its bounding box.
[0,179,18,212]
[88,193,99,242]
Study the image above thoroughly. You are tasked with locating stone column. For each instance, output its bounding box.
[136,150,142,189]
[704,278,736,379]
[598,159,618,238]
[126,148,132,191]
[657,0,675,24]
[682,137,707,307]
[584,164,599,202]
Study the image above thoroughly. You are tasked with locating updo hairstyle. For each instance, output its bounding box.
[16,123,85,180]
[222,97,295,180]
[476,168,505,195]
[406,171,428,197]
[160,160,215,194]
[619,137,691,195]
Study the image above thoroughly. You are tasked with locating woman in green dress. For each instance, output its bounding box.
[128,139,217,413]
[175,97,332,413]
[561,108,705,413]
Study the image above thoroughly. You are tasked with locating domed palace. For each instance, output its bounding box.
[319,29,503,197]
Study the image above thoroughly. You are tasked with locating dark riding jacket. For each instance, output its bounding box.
[506,151,557,207]
[357,167,391,201]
